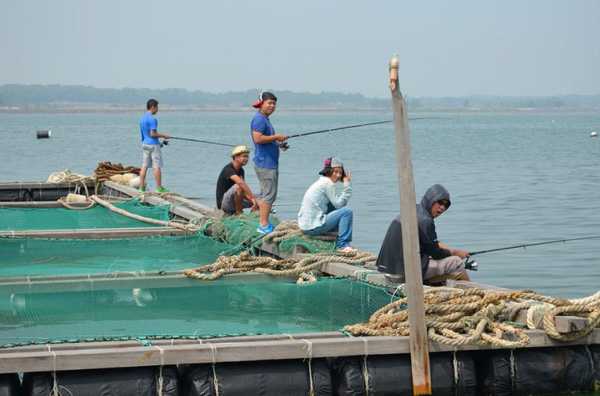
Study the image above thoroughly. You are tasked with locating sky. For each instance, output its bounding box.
[1,1,599,97]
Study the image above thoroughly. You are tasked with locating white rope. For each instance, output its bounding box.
[360,337,370,396]
[526,303,552,329]
[154,346,164,396]
[390,284,405,303]
[208,343,220,396]
[452,350,459,390]
[352,269,372,282]
[509,349,516,393]
[302,339,315,396]
[301,339,315,396]
[47,345,59,396]
[570,291,600,305]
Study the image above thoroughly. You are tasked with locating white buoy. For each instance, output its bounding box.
[591,131,598,138]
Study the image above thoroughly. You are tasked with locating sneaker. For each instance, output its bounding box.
[256,223,274,234]
[156,186,169,193]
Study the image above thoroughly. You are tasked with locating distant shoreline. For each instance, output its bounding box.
[1,106,598,114]
[2,84,599,114]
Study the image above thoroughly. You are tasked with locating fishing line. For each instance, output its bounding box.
[470,235,600,256]
[162,117,442,148]
[286,117,443,139]
[463,235,600,272]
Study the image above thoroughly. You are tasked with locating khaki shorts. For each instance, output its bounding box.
[424,256,465,281]
[142,144,163,169]
[221,185,253,215]
[254,166,278,205]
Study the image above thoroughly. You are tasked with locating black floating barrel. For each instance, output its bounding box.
[36,130,51,139]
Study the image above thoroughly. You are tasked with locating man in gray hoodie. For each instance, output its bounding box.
[376,184,470,284]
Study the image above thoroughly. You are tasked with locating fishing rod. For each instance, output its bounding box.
[286,117,441,139]
[163,136,235,147]
[287,120,392,139]
[463,235,600,272]
[161,117,440,149]
[469,235,600,256]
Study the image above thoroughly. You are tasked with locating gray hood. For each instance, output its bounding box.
[420,184,451,214]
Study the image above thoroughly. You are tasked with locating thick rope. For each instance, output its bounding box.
[345,287,600,347]
[57,196,96,210]
[90,195,198,232]
[47,169,95,201]
[184,250,376,283]
[264,220,337,244]
[93,161,140,182]
[47,170,95,185]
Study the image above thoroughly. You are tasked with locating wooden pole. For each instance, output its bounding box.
[389,55,432,395]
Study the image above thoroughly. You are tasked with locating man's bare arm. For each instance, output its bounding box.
[252,131,287,144]
[438,242,470,258]
[150,129,171,139]
[230,175,255,202]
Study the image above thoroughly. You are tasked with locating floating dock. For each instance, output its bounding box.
[0,180,598,395]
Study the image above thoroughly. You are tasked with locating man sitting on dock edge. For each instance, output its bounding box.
[376,184,471,285]
[216,145,258,215]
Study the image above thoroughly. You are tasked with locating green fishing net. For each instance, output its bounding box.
[277,236,335,254]
[0,277,391,348]
[202,212,335,254]
[0,234,233,278]
[0,199,171,231]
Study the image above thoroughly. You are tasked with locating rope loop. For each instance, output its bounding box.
[345,287,600,347]
[301,339,315,396]
[208,343,220,396]
[154,346,165,396]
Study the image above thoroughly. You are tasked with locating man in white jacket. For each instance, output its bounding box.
[298,157,354,252]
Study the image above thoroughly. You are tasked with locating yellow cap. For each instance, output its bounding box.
[231,145,250,157]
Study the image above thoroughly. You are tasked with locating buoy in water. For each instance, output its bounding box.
[36,129,52,139]
[591,131,598,138]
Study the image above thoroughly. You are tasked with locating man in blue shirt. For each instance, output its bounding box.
[250,92,288,233]
[139,99,170,193]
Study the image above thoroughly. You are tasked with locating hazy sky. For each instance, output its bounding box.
[1,1,599,97]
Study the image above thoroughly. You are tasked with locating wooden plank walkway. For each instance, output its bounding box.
[0,329,598,374]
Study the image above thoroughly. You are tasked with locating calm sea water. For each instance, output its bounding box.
[1,110,599,297]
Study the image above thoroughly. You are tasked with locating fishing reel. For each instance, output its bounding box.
[279,142,290,151]
[160,140,169,148]
[464,256,479,271]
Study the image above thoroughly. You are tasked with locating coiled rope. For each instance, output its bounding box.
[93,161,140,182]
[263,220,337,244]
[184,250,376,284]
[344,287,600,347]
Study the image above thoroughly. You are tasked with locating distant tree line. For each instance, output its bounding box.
[0,85,387,109]
[0,84,598,109]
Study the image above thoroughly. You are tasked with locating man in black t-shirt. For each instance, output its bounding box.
[216,145,257,215]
